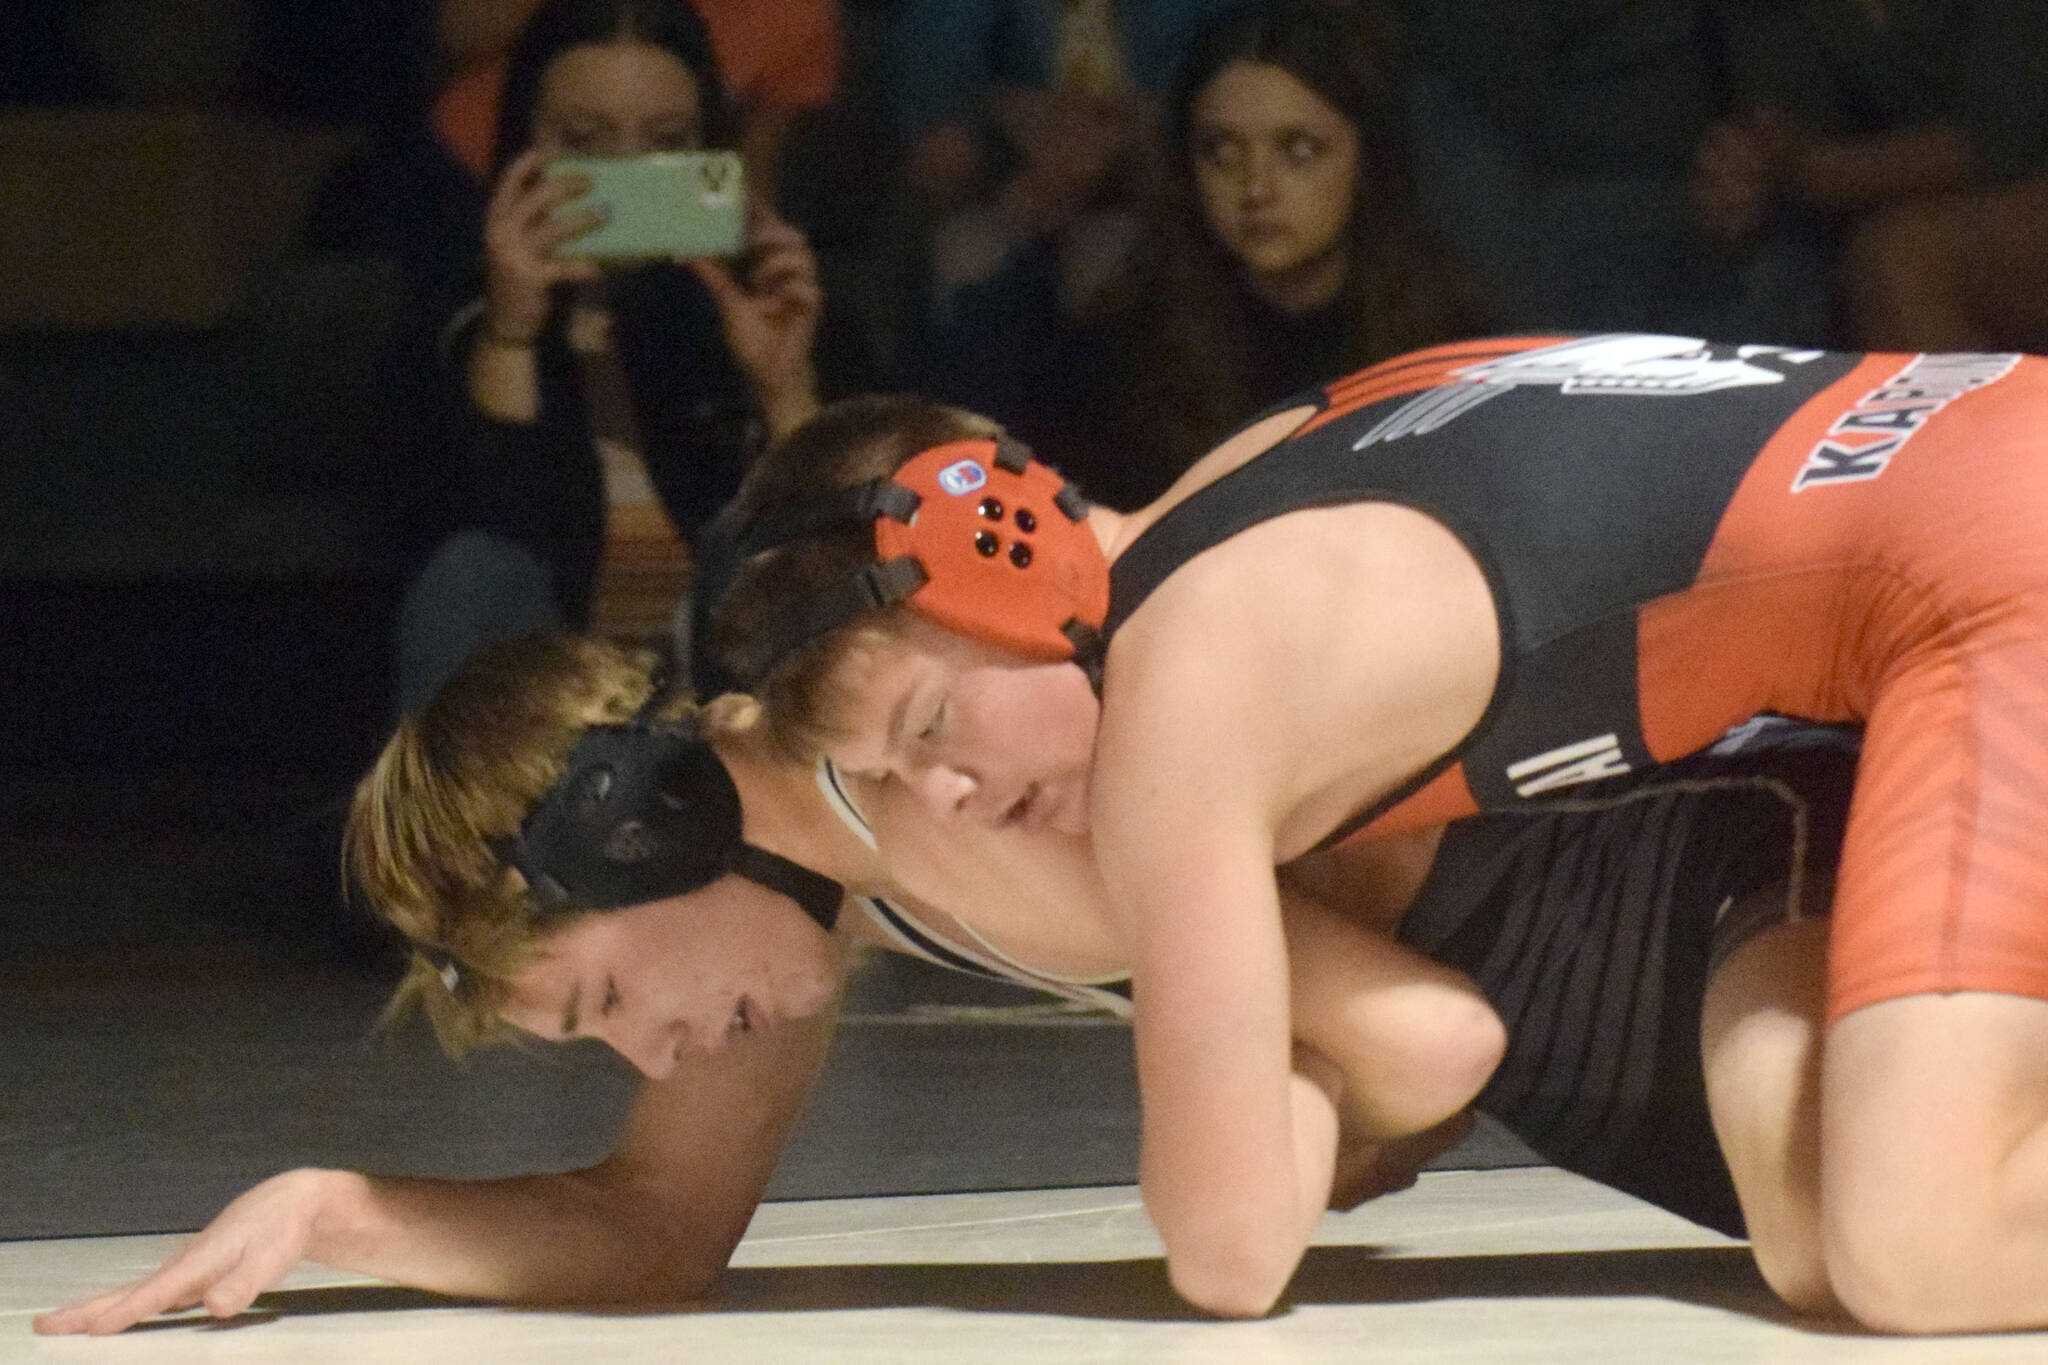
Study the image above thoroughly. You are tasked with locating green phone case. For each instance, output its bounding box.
[546,151,746,260]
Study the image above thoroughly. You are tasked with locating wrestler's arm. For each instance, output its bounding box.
[1091,508,1498,1317]
[34,1003,837,1334]
[1282,889,1504,1207]
[1094,702,1335,1319]
[868,779,1502,1174]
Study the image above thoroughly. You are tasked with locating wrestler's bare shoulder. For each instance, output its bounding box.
[1098,504,1498,860]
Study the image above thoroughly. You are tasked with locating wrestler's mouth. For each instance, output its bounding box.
[998,784,1041,831]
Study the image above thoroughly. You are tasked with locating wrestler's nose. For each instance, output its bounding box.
[906,760,976,821]
[598,1016,681,1081]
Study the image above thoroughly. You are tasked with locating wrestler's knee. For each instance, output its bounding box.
[1819,1177,1992,1333]
[1819,993,2048,1334]
[1701,915,1835,1316]
[1750,1228,1835,1317]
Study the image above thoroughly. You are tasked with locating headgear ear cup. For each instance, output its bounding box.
[496,720,843,931]
[875,438,1109,661]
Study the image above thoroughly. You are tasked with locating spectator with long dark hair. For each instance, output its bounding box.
[397,0,828,713]
[1105,0,1476,500]
[947,0,1479,511]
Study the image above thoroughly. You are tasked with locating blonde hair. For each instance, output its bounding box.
[701,394,1002,760]
[347,633,687,1055]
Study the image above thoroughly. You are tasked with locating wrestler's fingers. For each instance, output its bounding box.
[36,1249,223,1335]
[87,1256,240,1333]
[32,1284,144,1335]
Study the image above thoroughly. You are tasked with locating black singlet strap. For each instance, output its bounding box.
[731,842,842,931]
[1103,404,1346,648]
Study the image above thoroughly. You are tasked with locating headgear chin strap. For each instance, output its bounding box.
[692,435,1109,698]
[493,719,843,932]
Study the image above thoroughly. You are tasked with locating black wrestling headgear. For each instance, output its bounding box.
[687,435,1107,701]
[492,716,842,932]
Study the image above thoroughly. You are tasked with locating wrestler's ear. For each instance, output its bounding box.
[698,692,765,736]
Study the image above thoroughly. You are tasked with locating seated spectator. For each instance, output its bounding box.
[1699,0,2048,351]
[926,0,1480,510]
[884,0,1245,451]
[397,0,825,713]
[1095,0,1480,502]
[432,0,841,202]
[1402,0,1830,344]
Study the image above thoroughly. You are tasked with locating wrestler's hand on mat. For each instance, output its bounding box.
[33,1168,354,1335]
[1328,1108,1475,1212]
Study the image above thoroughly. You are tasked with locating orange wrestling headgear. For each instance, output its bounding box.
[690,435,1109,697]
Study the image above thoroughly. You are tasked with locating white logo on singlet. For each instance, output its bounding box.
[1506,733,1631,797]
[1353,335,1824,450]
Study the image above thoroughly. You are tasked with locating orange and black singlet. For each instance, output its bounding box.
[1104,334,2048,1021]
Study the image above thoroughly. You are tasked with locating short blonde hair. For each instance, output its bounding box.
[346,633,679,1055]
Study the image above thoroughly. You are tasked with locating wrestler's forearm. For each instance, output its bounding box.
[313,1166,737,1305]
[311,1014,838,1306]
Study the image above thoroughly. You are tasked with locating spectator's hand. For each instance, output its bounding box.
[907,123,987,206]
[482,147,604,343]
[1694,107,1821,241]
[1693,116,1777,241]
[1743,107,1830,205]
[33,1169,351,1336]
[689,204,823,434]
[990,87,1146,232]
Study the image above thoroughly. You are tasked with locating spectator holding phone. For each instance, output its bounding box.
[396,0,826,713]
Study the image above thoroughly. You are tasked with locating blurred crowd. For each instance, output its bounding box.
[10,0,2048,711]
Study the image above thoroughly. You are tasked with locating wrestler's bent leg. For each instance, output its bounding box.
[1702,910,1832,1315]
[1822,993,2048,1333]
[1816,625,2048,1333]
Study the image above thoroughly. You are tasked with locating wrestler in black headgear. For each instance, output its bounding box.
[422,676,841,1001]
[492,715,843,930]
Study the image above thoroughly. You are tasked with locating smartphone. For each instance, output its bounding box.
[546,150,746,261]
